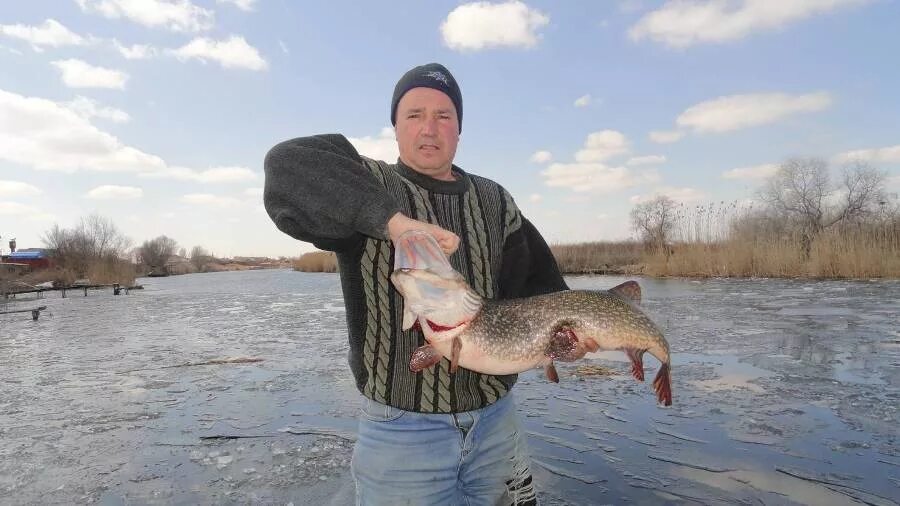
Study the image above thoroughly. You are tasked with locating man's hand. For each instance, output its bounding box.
[387,213,459,256]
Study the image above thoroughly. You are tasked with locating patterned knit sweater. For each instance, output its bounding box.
[264,134,567,413]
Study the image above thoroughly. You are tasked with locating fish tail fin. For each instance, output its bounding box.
[652,362,672,406]
[626,348,645,382]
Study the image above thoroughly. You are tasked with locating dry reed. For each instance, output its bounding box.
[643,202,900,278]
[551,242,644,274]
[293,251,338,273]
[86,258,138,285]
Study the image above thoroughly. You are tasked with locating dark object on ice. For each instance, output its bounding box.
[0,305,47,321]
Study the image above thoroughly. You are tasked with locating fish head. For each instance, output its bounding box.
[390,268,482,332]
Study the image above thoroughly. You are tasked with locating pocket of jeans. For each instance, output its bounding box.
[360,398,406,422]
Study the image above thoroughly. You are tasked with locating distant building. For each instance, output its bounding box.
[0,249,53,270]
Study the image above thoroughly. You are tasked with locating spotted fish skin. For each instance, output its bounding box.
[391,269,673,406]
[470,290,667,365]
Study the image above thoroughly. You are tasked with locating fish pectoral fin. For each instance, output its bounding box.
[544,362,559,383]
[449,336,462,374]
[609,280,642,305]
[653,362,673,406]
[409,344,442,372]
[625,347,646,382]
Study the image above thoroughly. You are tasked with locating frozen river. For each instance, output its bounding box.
[1,270,898,505]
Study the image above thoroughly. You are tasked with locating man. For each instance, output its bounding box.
[264,63,567,505]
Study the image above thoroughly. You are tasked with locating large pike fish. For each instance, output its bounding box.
[390,232,673,406]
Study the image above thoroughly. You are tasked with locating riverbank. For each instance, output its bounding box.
[553,222,900,279]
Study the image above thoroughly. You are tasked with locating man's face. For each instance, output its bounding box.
[395,87,460,181]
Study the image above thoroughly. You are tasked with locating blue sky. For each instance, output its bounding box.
[1,0,898,257]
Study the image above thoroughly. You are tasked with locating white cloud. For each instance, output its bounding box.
[722,163,779,180]
[542,162,660,193]
[0,180,42,197]
[530,150,552,163]
[84,185,143,199]
[140,166,257,183]
[0,201,54,222]
[529,193,543,203]
[0,19,87,51]
[113,40,158,59]
[0,88,164,173]
[65,96,130,123]
[574,94,592,107]
[538,130,657,193]
[596,213,609,220]
[348,127,399,162]
[1,89,252,185]
[51,59,128,89]
[75,0,214,32]
[832,144,900,165]
[627,155,666,166]
[575,130,630,163]
[171,35,267,71]
[181,193,242,207]
[677,92,831,133]
[630,186,705,204]
[244,187,263,197]
[629,0,869,48]
[649,129,684,144]
[441,1,550,51]
[217,0,257,11]
[278,40,289,54]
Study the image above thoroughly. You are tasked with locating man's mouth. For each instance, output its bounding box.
[418,144,439,151]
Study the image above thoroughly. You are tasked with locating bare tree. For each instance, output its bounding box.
[41,214,131,275]
[759,157,888,256]
[190,245,214,271]
[138,236,178,271]
[760,158,829,232]
[834,160,886,224]
[630,195,677,255]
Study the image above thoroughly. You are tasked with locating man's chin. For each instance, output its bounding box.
[412,160,448,173]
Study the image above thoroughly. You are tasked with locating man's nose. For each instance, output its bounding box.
[421,117,438,136]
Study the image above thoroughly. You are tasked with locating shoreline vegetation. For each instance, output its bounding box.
[3,158,897,286]
[292,157,900,279]
[289,222,900,279]
[293,156,900,279]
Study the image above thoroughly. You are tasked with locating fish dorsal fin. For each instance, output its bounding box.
[609,280,641,305]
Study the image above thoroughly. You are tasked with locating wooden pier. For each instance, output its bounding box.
[1,282,141,300]
[0,305,47,321]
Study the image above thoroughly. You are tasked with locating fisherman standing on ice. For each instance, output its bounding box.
[264,63,567,505]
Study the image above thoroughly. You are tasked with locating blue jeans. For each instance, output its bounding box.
[351,393,537,506]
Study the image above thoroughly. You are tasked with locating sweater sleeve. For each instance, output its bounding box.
[497,216,569,299]
[263,134,400,252]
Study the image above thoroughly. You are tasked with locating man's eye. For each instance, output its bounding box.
[408,113,420,119]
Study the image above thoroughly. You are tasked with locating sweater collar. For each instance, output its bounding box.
[394,159,469,195]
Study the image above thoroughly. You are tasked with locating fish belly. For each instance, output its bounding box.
[428,335,546,375]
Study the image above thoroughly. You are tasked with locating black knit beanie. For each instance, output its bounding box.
[390,63,462,133]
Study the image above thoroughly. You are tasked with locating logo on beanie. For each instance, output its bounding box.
[423,71,450,87]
